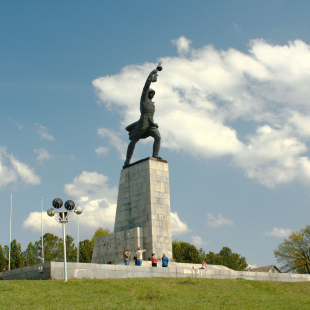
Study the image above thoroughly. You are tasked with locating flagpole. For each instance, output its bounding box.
[77,214,79,263]
[9,194,12,271]
[41,197,44,263]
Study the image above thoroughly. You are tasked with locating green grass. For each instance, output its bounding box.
[1,278,310,309]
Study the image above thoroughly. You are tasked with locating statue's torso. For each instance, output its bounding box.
[140,98,155,116]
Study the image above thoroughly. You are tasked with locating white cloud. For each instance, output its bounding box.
[171,36,192,56]
[23,170,118,238]
[97,128,127,160]
[171,211,191,235]
[9,154,41,185]
[95,146,109,156]
[37,125,54,141]
[0,146,40,187]
[190,235,211,247]
[92,37,310,189]
[22,211,60,233]
[34,149,53,164]
[0,148,17,187]
[263,227,293,238]
[63,171,118,230]
[207,213,234,228]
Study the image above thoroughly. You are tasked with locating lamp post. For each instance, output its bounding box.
[47,198,82,282]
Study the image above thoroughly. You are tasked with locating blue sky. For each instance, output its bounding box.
[1,0,310,268]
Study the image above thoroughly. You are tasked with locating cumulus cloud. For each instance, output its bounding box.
[190,235,211,247]
[0,146,40,187]
[37,125,54,141]
[63,171,118,230]
[263,227,293,238]
[34,149,53,164]
[207,213,234,228]
[23,170,118,238]
[97,128,127,159]
[95,146,109,156]
[171,212,191,235]
[171,36,192,56]
[22,211,60,233]
[92,37,310,189]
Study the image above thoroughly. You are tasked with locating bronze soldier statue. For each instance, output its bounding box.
[124,63,162,167]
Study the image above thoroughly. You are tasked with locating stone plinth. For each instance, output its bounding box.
[91,227,143,264]
[114,157,172,260]
[91,157,172,264]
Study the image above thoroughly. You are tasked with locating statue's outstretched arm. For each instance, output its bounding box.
[141,69,158,102]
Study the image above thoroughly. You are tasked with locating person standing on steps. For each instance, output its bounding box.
[162,253,169,267]
[123,249,130,266]
[124,62,163,167]
[135,247,146,266]
[151,253,158,267]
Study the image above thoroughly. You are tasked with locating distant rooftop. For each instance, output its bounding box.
[249,265,281,273]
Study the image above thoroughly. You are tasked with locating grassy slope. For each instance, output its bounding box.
[1,278,310,309]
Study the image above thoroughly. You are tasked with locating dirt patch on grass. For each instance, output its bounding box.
[179,278,196,285]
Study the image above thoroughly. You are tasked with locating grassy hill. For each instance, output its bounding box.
[1,277,310,309]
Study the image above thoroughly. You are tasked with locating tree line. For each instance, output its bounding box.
[6,224,310,274]
[0,227,110,271]
[172,240,248,271]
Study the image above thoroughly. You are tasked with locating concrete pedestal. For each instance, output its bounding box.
[92,157,172,264]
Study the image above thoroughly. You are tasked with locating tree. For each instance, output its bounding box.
[91,227,111,245]
[274,225,310,274]
[172,240,201,263]
[4,239,24,270]
[217,247,248,271]
[35,233,62,262]
[65,235,77,262]
[0,245,7,271]
[35,233,78,263]
[205,251,221,265]
[23,242,40,266]
[79,239,93,263]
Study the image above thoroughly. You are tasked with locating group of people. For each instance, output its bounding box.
[123,247,169,267]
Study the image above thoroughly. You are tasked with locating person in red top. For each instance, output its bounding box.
[200,260,207,269]
[151,253,157,267]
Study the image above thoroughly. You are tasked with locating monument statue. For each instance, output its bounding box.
[124,62,163,167]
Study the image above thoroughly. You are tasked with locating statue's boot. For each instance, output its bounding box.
[124,157,131,166]
[124,139,138,166]
[152,139,162,159]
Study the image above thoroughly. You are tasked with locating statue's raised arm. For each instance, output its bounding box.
[141,69,158,103]
[124,62,163,167]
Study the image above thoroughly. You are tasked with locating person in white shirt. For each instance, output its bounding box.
[135,247,146,266]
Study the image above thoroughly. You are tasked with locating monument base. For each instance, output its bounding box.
[91,227,143,264]
[92,157,172,264]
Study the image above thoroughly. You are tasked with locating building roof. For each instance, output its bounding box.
[249,265,281,273]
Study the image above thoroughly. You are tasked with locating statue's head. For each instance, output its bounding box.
[148,89,155,99]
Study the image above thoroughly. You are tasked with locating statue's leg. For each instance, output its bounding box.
[149,127,161,159]
[124,138,139,166]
